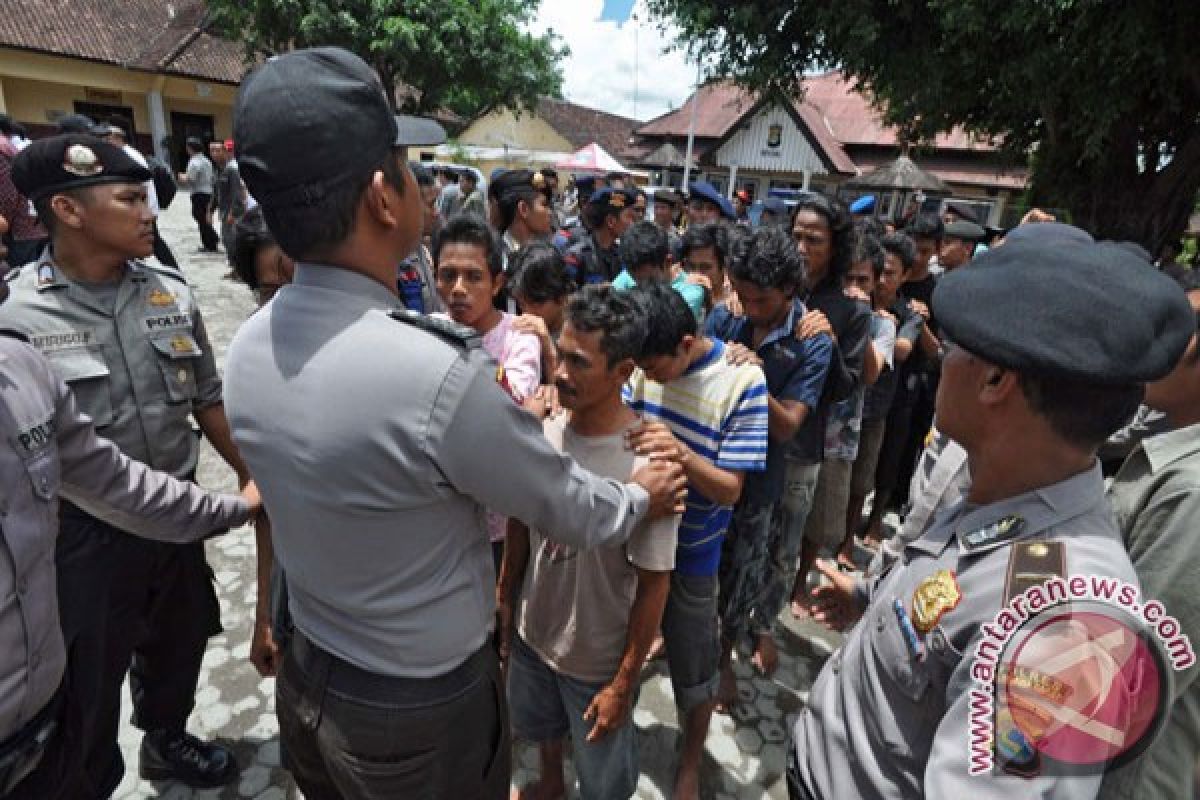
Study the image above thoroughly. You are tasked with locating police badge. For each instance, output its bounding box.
[911,569,962,633]
[63,144,103,177]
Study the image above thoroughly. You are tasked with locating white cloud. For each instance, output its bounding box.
[530,0,697,122]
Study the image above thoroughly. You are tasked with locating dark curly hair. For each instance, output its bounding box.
[792,192,854,284]
[729,226,806,291]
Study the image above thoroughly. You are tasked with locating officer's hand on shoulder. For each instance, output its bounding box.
[630,459,688,519]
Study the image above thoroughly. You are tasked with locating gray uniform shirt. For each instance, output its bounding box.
[796,462,1135,799]
[224,264,650,679]
[0,334,248,741]
[1,252,223,479]
[1100,423,1200,799]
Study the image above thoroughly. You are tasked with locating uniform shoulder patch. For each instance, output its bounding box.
[388,310,480,349]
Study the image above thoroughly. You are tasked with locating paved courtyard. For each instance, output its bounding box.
[113,193,854,800]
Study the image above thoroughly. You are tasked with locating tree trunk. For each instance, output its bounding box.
[1037,123,1200,255]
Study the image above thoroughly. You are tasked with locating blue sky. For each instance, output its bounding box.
[601,0,636,22]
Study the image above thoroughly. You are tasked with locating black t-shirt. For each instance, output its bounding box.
[901,272,940,373]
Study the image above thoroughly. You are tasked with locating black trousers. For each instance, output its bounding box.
[278,632,510,800]
[56,504,221,798]
[190,192,220,251]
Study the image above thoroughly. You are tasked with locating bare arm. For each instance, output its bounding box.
[628,420,745,506]
[496,518,533,663]
[584,568,671,741]
[194,403,250,486]
[768,396,810,442]
[862,341,884,387]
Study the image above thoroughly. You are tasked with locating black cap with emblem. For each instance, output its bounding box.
[935,240,1195,384]
[11,134,152,202]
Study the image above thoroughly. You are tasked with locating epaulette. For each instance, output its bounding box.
[388,310,481,349]
[140,260,189,285]
[0,329,30,343]
[1003,540,1065,604]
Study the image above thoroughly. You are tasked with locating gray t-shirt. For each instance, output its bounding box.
[518,415,678,683]
[186,153,214,194]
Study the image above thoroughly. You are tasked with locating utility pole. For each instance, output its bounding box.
[682,62,701,188]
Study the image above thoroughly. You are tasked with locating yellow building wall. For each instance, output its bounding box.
[459,108,573,152]
[0,48,236,138]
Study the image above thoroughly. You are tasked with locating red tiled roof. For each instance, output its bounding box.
[0,0,246,85]
[637,83,755,138]
[536,97,642,163]
[635,73,1004,162]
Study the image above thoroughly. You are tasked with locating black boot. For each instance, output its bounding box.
[139,729,237,788]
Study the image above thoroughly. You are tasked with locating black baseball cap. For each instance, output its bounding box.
[234,47,421,211]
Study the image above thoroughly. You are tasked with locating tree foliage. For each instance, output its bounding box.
[207,0,567,120]
[646,0,1200,250]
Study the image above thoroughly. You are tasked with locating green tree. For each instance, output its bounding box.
[207,0,567,120]
[647,0,1200,252]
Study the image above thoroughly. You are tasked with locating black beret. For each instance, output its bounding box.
[589,187,638,215]
[576,175,599,197]
[935,241,1195,384]
[11,134,152,201]
[944,220,986,242]
[489,168,549,203]
[944,200,979,224]
[1004,222,1093,248]
[235,47,421,211]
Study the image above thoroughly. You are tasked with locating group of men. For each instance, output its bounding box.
[1,42,1199,800]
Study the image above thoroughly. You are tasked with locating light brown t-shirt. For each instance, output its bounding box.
[517,414,678,683]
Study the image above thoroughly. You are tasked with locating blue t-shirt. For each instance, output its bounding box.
[623,339,769,576]
[705,301,833,506]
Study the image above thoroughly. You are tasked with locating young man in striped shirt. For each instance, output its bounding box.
[624,282,769,800]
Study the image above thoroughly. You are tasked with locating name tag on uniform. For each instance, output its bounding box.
[30,330,94,353]
[12,416,56,457]
[142,312,191,334]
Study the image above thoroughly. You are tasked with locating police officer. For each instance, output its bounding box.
[687,181,735,226]
[2,135,252,792]
[224,47,685,800]
[563,187,638,286]
[791,240,1195,798]
[0,284,258,800]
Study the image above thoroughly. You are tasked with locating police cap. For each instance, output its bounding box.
[589,187,638,215]
[11,134,152,202]
[934,240,1195,384]
[943,220,986,242]
[687,181,735,220]
[235,47,427,211]
[490,168,549,203]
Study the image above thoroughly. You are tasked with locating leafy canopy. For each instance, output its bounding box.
[646,0,1200,247]
[208,0,567,119]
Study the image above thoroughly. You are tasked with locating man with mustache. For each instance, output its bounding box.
[499,285,679,800]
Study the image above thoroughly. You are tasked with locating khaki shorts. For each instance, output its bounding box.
[802,457,853,551]
[850,418,888,498]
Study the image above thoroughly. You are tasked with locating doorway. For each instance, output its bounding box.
[169,112,215,171]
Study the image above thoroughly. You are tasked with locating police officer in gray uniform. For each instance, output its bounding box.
[791,240,1195,799]
[0,287,257,798]
[2,134,251,792]
[224,48,685,800]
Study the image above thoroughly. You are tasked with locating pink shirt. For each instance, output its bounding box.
[481,313,541,541]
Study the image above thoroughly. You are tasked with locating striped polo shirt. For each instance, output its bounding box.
[624,339,769,576]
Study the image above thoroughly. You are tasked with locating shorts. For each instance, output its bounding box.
[850,418,887,498]
[717,503,774,646]
[802,458,853,551]
[661,573,720,713]
[507,636,638,800]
